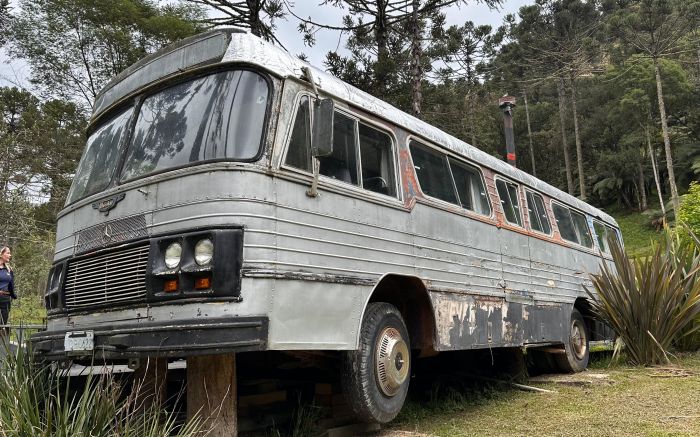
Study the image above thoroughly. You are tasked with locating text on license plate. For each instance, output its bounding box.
[64,331,94,352]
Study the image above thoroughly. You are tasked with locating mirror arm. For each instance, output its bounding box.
[306,158,320,198]
[302,66,320,99]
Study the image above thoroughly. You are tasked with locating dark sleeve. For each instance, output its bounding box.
[9,271,16,299]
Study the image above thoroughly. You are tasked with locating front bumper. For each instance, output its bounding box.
[31,316,268,360]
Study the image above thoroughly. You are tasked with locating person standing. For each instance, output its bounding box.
[0,246,17,337]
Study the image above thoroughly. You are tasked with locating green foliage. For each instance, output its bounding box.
[587,230,700,365]
[609,208,661,258]
[8,0,206,109]
[0,346,203,436]
[677,182,700,242]
[0,87,87,216]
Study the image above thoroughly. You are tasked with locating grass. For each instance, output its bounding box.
[11,294,46,326]
[388,352,700,437]
[606,208,662,258]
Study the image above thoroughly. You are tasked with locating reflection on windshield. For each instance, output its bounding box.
[120,70,268,181]
[65,70,270,205]
[66,107,133,204]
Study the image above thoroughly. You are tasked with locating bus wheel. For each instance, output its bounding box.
[556,308,589,373]
[341,302,410,423]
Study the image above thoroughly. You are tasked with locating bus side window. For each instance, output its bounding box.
[449,158,491,216]
[359,123,396,196]
[552,203,579,244]
[593,220,609,253]
[571,210,593,248]
[409,141,459,204]
[526,191,551,234]
[495,179,523,226]
[319,112,358,185]
[285,96,312,172]
[606,225,620,248]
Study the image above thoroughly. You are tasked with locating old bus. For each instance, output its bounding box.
[33,29,619,423]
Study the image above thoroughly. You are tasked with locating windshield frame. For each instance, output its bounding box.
[66,66,273,207]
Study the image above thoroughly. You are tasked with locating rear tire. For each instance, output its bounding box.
[341,302,410,423]
[555,308,589,373]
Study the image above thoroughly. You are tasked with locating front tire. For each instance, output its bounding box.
[555,308,589,373]
[341,302,410,423]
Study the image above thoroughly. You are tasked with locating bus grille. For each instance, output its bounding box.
[76,214,148,254]
[64,244,149,309]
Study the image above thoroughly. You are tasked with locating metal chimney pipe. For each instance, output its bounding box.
[498,95,517,167]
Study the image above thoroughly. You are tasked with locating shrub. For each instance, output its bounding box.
[586,229,700,365]
[0,345,202,436]
[677,182,700,245]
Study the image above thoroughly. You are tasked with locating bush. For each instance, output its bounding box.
[0,345,202,436]
[677,182,700,245]
[672,184,700,350]
[586,229,700,365]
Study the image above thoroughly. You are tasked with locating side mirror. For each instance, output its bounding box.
[311,98,334,157]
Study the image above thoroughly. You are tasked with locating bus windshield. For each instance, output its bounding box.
[66,69,269,205]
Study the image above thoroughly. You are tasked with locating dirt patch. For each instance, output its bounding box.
[649,366,699,378]
[374,432,435,437]
[528,371,613,386]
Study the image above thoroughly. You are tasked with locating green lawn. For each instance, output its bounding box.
[605,208,662,258]
[386,352,700,437]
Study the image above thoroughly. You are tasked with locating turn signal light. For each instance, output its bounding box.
[164,279,178,293]
[194,276,211,290]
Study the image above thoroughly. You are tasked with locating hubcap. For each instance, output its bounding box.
[570,319,587,360]
[375,327,410,397]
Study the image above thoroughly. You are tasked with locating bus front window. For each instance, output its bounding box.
[120,70,269,181]
[66,107,133,204]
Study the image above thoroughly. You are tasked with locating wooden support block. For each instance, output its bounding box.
[238,390,286,407]
[132,356,167,413]
[187,353,237,437]
[315,382,333,395]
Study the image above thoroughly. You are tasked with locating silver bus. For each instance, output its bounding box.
[33,29,619,423]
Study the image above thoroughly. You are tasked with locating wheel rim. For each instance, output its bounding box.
[570,318,587,360]
[375,327,410,397]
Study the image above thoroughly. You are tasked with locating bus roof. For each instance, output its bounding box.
[93,29,618,227]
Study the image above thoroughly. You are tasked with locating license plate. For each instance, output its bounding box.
[64,331,94,352]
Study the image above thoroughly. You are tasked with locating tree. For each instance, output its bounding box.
[430,20,501,146]
[8,0,205,110]
[0,87,87,217]
[509,1,602,199]
[299,1,500,113]
[610,0,700,212]
[0,0,10,46]
[186,0,285,43]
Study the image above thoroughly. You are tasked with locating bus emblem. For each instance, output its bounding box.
[103,224,113,242]
[92,193,125,216]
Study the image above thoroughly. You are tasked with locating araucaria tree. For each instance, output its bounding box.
[185,0,285,43]
[610,0,700,212]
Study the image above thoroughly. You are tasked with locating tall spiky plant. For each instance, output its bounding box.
[586,229,700,365]
[0,344,203,436]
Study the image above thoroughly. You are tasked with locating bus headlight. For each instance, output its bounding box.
[164,242,182,268]
[194,239,214,266]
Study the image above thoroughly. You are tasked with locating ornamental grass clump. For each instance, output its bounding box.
[0,344,202,436]
[586,229,700,365]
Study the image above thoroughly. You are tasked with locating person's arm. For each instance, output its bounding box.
[9,271,16,299]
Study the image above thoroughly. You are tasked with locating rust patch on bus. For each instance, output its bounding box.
[430,292,570,350]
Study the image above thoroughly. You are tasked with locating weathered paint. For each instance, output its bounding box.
[430,292,568,350]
